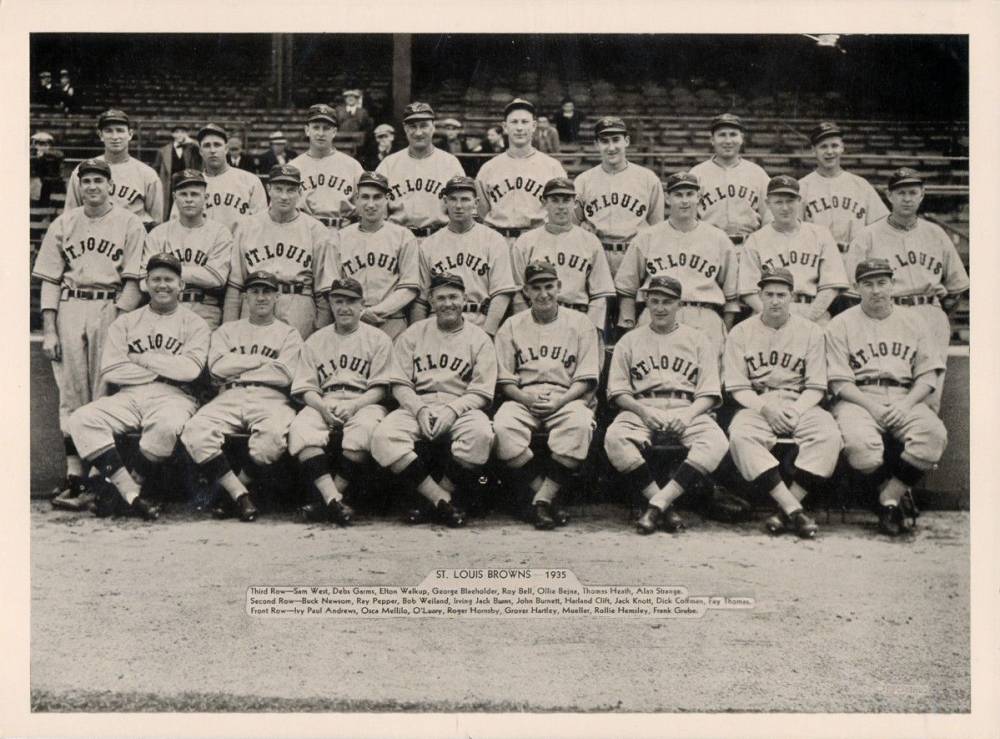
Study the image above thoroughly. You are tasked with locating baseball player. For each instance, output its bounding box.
[289,104,364,230]
[573,116,664,276]
[688,113,770,245]
[413,175,516,336]
[288,278,393,525]
[65,109,164,230]
[370,272,498,528]
[493,261,599,529]
[615,171,739,356]
[142,170,233,330]
[66,253,210,520]
[475,98,568,247]
[191,123,267,235]
[335,171,419,339]
[844,168,969,413]
[32,158,147,507]
[181,270,302,522]
[738,175,848,324]
[224,164,339,339]
[826,258,948,537]
[375,102,464,240]
[604,275,729,534]
[724,266,842,538]
[511,177,615,332]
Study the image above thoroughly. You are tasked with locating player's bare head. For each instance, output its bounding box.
[561,98,575,114]
[355,172,390,225]
[172,169,208,217]
[594,117,630,164]
[810,122,844,169]
[146,253,185,312]
[228,136,243,154]
[77,159,113,204]
[542,178,576,225]
[329,278,364,327]
[97,109,132,152]
[305,104,338,151]
[503,99,537,147]
[245,271,280,321]
[430,272,466,325]
[486,126,504,146]
[646,275,683,327]
[665,172,700,218]
[709,114,744,159]
[197,124,229,171]
[441,176,478,223]
[766,176,801,224]
[757,266,794,323]
[523,261,561,310]
[886,168,925,216]
[267,165,302,215]
[855,258,895,314]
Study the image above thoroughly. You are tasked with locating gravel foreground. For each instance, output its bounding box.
[30,502,969,713]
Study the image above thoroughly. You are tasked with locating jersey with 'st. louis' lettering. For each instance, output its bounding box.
[292,322,393,396]
[738,221,848,298]
[100,305,210,385]
[723,313,828,394]
[290,150,364,221]
[207,318,302,386]
[476,150,567,229]
[607,323,720,401]
[494,308,600,389]
[376,147,464,229]
[183,167,268,235]
[141,219,232,289]
[799,170,889,248]
[688,157,770,238]
[65,156,164,224]
[228,211,339,293]
[416,224,516,307]
[336,222,420,309]
[511,225,615,306]
[573,161,664,239]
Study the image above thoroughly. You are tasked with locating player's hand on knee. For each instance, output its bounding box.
[42,331,61,361]
[329,400,356,422]
[429,407,457,439]
[881,400,912,429]
[761,403,788,434]
[319,405,341,429]
[416,406,438,438]
[530,392,558,418]
[664,413,688,437]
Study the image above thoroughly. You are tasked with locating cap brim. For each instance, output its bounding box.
[767,188,800,197]
[889,178,923,189]
[404,114,435,122]
[811,131,842,145]
[173,179,206,190]
[268,176,301,186]
[543,188,576,198]
[667,183,699,193]
[246,281,279,290]
[526,274,558,284]
[757,278,795,289]
[596,128,628,137]
[329,289,363,298]
[646,287,681,298]
[308,116,338,125]
[856,270,894,281]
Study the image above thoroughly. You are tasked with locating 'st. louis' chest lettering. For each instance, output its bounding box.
[244,242,313,270]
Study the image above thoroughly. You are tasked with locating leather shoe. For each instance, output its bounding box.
[405,506,429,525]
[436,499,466,528]
[532,501,557,530]
[553,506,570,526]
[130,496,160,521]
[327,499,354,526]
[878,504,902,537]
[93,483,122,518]
[636,505,661,535]
[236,494,258,522]
[660,506,686,533]
[898,490,919,534]
[786,509,817,539]
[764,512,786,535]
[297,502,327,523]
[706,487,753,523]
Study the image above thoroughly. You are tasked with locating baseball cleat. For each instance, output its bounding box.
[130,496,160,521]
[786,509,818,539]
[51,475,96,511]
[660,506,686,533]
[297,502,327,523]
[435,499,466,528]
[327,499,355,526]
[236,493,258,522]
[531,501,557,530]
[553,506,570,526]
[764,512,786,535]
[878,504,903,537]
[636,505,661,535]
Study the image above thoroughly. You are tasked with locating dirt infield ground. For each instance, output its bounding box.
[30,501,969,714]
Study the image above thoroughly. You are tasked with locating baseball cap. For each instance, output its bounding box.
[60,69,70,76]
[329,278,364,299]
[503,98,535,118]
[439,118,462,129]
[357,171,390,192]
[524,260,558,284]
[665,171,700,192]
[542,177,576,198]
[888,167,924,190]
[343,88,362,98]
[307,104,338,125]
[245,270,279,290]
[146,252,183,277]
[810,121,843,145]
[442,175,477,196]
[767,175,800,197]
[268,131,287,143]
[646,275,683,299]
[757,265,795,289]
[430,271,466,292]
[403,102,435,123]
[594,117,628,138]
[855,257,894,282]
[39,70,51,78]
[172,169,207,190]
[374,124,395,137]
[197,123,228,142]
[32,131,55,143]
[710,113,744,132]
[268,164,302,186]
[97,109,130,129]
[77,158,111,179]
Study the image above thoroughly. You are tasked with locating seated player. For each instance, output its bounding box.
[826,258,948,537]
[371,273,498,528]
[493,261,600,529]
[289,278,393,526]
[67,253,210,520]
[604,275,729,534]
[181,271,302,522]
[724,266,842,538]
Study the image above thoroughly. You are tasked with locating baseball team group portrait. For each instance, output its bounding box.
[19,29,977,724]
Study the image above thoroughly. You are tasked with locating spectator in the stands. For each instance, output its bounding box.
[30,131,65,205]
[34,71,57,107]
[58,69,78,113]
[154,124,201,215]
[256,131,298,173]
[226,136,256,172]
[361,123,398,170]
[438,118,465,156]
[461,134,487,177]
[534,114,561,153]
[485,125,507,154]
[336,88,373,135]
[555,97,582,143]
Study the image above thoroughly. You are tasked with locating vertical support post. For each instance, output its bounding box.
[392,34,412,123]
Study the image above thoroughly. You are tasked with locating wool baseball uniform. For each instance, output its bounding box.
[371,317,498,469]
[476,150,567,237]
[724,312,842,482]
[287,321,393,457]
[66,156,164,226]
[604,323,728,474]
[171,167,267,235]
[180,317,302,467]
[826,304,947,474]
[799,170,889,250]
[32,203,146,432]
[375,147,464,231]
[289,150,364,228]
[688,157,770,239]
[67,303,210,463]
[493,307,600,462]
[142,219,233,329]
[511,224,615,330]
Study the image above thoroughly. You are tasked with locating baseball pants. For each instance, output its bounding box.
[728,403,842,482]
[639,304,725,356]
[68,382,197,461]
[832,389,947,473]
[790,301,831,326]
[604,398,729,474]
[185,301,222,330]
[241,293,316,339]
[287,396,387,456]
[902,304,951,413]
[372,315,408,340]
[51,298,118,433]
[371,405,494,469]
[493,396,595,463]
[181,386,297,466]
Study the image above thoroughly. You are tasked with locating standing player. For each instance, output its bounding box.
[32,158,146,507]
[737,175,848,324]
[65,109,163,230]
[413,176,516,337]
[493,262,600,529]
[603,275,729,534]
[511,177,615,332]
[615,172,739,355]
[224,164,339,338]
[476,98,567,247]
[688,114,770,245]
[289,104,364,230]
[724,267,841,538]
[142,170,233,329]
[181,271,302,523]
[844,168,969,412]
[370,273,498,528]
[375,102,464,240]
[573,116,664,277]
[336,172,420,338]
[288,278,393,525]
[66,254,210,520]
[193,123,268,235]
[825,258,948,537]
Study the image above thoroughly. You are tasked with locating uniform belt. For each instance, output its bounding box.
[681,300,722,313]
[559,301,589,313]
[277,283,311,296]
[409,224,444,238]
[793,294,814,304]
[893,295,939,306]
[856,378,913,389]
[223,381,283,392]
[63,288,117,300]
[600,237,633,253]
[637,390,694,401]
[180,288,221,306]
[463,299,491,315]
[324,383,362,394]
[315,215,347,228]
[728,235,746,245]
[492,226,527,238]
